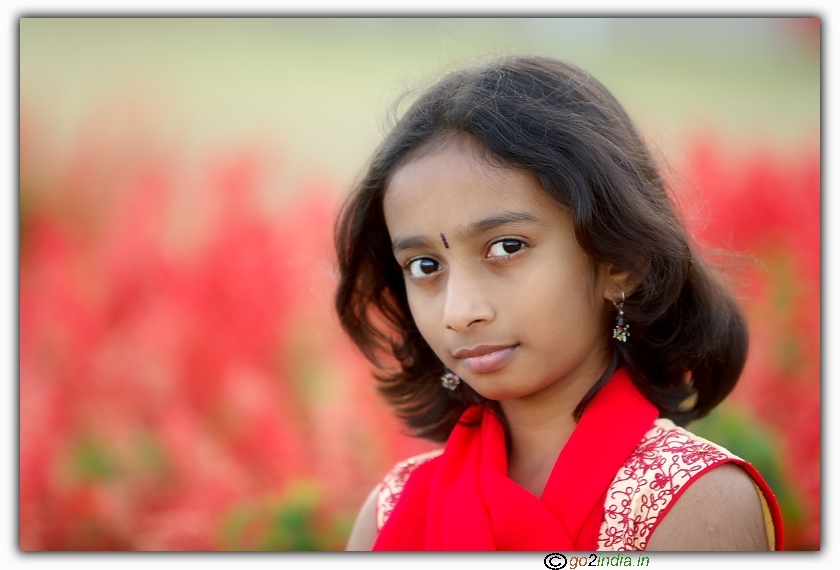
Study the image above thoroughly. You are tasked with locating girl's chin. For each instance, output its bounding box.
[461,375,532,403]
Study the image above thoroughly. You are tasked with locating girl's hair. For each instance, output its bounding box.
[335,54,748,443]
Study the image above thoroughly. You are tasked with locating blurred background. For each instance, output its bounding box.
[19,18,820,550]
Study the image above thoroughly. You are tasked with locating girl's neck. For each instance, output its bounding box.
[499,356,611,497]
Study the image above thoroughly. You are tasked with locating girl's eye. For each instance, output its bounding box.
[487,239,525,258]
[406,257,441,279]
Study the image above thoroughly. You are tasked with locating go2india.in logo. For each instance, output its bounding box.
[544,553,650,569]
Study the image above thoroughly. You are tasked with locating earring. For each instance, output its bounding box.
[612,292,630,343]
[441,368,461,390]
[678,391,698,412]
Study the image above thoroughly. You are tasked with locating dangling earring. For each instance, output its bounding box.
[441,368,461,390]
[612,291,630,343]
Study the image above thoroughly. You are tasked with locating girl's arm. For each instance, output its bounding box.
[645,463,770,551]
[345,485,379,551]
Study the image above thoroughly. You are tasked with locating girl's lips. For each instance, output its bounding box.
[456,345,518,374]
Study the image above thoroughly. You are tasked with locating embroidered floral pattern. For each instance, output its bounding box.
[597,418,736,551]
[376,449,443,531]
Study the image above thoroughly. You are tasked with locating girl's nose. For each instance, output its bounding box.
[441,268,494,332]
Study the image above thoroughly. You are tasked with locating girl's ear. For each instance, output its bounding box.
[602,264,642,302]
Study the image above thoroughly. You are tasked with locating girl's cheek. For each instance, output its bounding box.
[407,296,438,340]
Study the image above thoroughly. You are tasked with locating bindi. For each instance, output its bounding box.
[440,232,449,248]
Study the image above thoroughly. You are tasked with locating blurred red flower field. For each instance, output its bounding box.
[19,115,819,550]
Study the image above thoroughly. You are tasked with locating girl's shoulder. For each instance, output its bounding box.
[599,418,782,551]
[347,448,443,550]
[376,449,443,531]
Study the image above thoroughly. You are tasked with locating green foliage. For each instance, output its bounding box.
[219,481,345,551]
[72,439,120,483]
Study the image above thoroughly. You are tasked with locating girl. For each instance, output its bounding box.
[335,55,783,551]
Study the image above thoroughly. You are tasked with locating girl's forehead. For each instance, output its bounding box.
[390,136,522,196]
[383,138,565,232]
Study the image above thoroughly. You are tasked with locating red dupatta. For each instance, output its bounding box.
[373,368,659,550]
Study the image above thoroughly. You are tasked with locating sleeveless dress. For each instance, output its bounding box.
[371,369,783,551]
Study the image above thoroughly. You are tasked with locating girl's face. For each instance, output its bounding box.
[383,135,619,404]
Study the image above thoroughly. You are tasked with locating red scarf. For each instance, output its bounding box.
[373,368,659,550]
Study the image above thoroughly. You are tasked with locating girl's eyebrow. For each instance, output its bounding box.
[391,211,541,254]
[462,210,541,238]
[392,235,435,254]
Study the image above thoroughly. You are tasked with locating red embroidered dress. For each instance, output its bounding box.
[372,369,783,551]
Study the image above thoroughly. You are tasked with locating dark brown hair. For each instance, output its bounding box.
[334,55,748,443]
